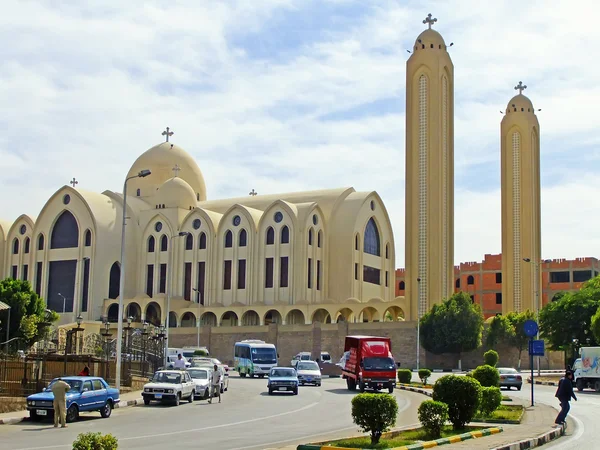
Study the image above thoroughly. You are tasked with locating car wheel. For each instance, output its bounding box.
[258,374,265,378]
[293,389,298,395]
[268,389,273,395]
[30,411,44,422]
[249,373,254,378]
[174,393,180,406]
[359,381,366,393]
[66,405,79,423]
[203,389,210,400]
[517,385,522,391]
[100,401,112,418]
[188,391,194,403]
[240,371,246,378]
[144,398,151,405]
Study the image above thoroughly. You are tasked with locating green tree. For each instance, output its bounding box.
[420,292,484,369]
[351,393,398,445]
[540,276,600,351]
[486,311,535,369]
[0,278,58,349]
[592,306,600,344]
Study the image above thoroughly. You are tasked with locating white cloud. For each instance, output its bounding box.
[1,0,599,269]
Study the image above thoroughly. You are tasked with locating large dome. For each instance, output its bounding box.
[415,29,446,48]
[506,94,535,113]
[155,177,198,210]
[126,142,207,201]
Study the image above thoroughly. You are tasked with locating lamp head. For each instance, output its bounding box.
[76,315,83,327]
[104,321,110,332]
[178,231,189,237]
[523,258,531,262]
[127,316,133,325]
[138,169,151,178]
[143,321,148,331]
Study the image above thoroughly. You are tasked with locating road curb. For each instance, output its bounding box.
[0,415,28,425]
[526,379,558,386]
[295,427,503,450]
[490,424,564,450]
[397,385,433,397]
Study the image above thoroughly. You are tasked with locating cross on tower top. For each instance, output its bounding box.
[162,127,174,142]
[249,189,258,196]
[172,164,181,177]
[69,178,78,188]
[423,13,437,29]
[514,81,527,94]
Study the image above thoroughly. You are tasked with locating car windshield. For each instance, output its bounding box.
[187,369,208,379]
[498,368,518,374]
[152,373,181,384]
[271,369,295,377]
[363,357,395,371]
[48,379,82,393]
[297,362,319,371]
[321,354,331,361]
[251,347,277,364]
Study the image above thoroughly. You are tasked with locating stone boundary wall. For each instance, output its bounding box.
[168,321,564,370]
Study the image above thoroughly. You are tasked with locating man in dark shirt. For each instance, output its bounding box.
[555,370,577,425]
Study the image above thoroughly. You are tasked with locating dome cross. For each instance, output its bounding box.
[423,13,437,29]
[249,189,258,196]
[69,177,78,188]
[162,127,174,142]
[172,164,181,177]
[514,81,527,95]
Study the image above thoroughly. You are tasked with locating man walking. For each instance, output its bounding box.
[555,370,577,425]
[208,364,221,404]
[174,354,186,370]
[51,378,71,428]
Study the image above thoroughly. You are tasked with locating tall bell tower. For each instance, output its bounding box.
[404,14,455,321]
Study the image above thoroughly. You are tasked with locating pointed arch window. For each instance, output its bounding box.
[24,237,30,254]
[281,226,289,244]
[185,233,193,250]
[224,230,233,248]
[12,238,19,254]
[317,230,322,248]
[385,243,389,259]
[355,235,359,250]
[308,228,313,246]
[399,281,405,290]
[199,232,207,250]
[50,210,79,249]
[38,234,44,251]
[136,188,141,197]
[148,236,155,252]
[84,229,92,247]
[364,218,380,256]
[467,275,474,285]
[266,227,275,245]
[239,229,247,247]
[455,278,460,288]
[160,235,168,252]
[108,262,120,299]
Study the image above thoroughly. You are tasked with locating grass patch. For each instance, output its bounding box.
[398,381,433,388]
[323,426,485,449]
[473,404,524,422]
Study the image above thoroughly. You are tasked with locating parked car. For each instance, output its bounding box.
[186,367,211,400]
[296,361,322,386]
[190,358,229,392]
[267,367,299,395]
[26,376,120,423]
[142,370,195,406]
[291,352,311,367]
[498,367,523,390]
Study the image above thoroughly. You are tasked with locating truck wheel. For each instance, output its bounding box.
[594,380,600,393]
[346,378,356,391]
[576,379,584,392]
[359,381,366,393]
[388,383,394,394]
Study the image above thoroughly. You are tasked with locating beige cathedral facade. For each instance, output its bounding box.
[0,140,406,330]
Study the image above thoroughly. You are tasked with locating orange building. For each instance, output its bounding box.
[396,254,600,318]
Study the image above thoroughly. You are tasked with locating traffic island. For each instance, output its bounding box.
[296,426,503,449]
[472,405,525,424]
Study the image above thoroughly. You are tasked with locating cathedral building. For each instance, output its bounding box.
[1,138,405,330]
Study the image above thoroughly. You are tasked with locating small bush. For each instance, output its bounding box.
[479,386,502,417]
[471,365,500,387]
[72,432,118,450]
[351,393,398,445]
[483,350,499,367]
[193,349,208,356]
[432,375,481,429]
[397,369,413,384]
[418,368,432,385]
[418,400,449,439]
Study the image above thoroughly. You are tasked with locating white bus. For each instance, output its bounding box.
[234,340,278,378]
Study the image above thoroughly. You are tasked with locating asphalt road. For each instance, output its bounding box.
[0,376,424,450]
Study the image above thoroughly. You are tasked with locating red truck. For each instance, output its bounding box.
[341,335,396,393]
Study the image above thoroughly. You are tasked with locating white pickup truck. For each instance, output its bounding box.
[573,346,600,392]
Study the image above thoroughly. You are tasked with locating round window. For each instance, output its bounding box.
[192,218,201,230]
[233,215,241,227]
[312,214,318,225]
[63,194,71,205]
[274,212,283,223]
[155,222,163,232]
[370,200,375,211]
[19,224,26,235]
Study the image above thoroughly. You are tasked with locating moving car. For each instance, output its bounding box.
[498,367,522,390]
[267,367,299,395]
[291,352,311,367]
[190,358,229,392]
[26,376,120,423]
[342,336,396,393]
[186,367,211,400]
[296,361,322,386]
[143,370,195,406]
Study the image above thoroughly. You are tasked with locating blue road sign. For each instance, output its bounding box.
[529,339,545,356]
[523,320,539,338]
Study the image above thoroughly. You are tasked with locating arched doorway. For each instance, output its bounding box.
[286,309,305,325]
[312,308,331,324]
[383,306,404,322]
[181,312,196,328]
[107,303,119,322]
[145,302,161,327]
[200,312,217,327]
[168,311,178,328]
[358,306,379,322]
[241,311,260,326]
[126,302,141,322]
[335,308,354,323]
[264,310,282,325]
[221,311,238,327]
[108,262,120,299]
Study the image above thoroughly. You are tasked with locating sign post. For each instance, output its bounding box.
[524,319,540,407]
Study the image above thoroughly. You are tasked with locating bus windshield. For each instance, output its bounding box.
[251,347,277,364]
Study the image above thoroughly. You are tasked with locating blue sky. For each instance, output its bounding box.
[1,0,599,267]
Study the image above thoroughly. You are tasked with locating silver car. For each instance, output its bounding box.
[296,361,322,386]
[186,367,211,400]
[498,367,522,390]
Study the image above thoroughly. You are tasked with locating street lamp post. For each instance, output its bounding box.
[164,231,189,367]
[123,316,133,386]
[63,315,84,375]
[416,277,421,371]
[116,169,151,391]
[141,321,149,377]
[101,321,111,380]
[192,287,202,347]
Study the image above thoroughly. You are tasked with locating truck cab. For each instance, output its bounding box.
[341,335,396,393]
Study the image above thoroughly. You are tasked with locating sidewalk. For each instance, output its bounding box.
[0,390,143,425]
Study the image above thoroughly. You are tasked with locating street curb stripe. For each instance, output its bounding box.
[396,385,433,397]
[526,380,557,386]
[296,427,503,450]
[490,424,564,450]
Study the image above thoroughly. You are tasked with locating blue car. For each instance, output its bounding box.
[267,367,299,395]
[26,376,120,423]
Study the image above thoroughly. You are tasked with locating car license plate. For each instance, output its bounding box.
[155,393,162,399]
[36,410,47,416]
[278,387,287,391]
[307,378,312,382]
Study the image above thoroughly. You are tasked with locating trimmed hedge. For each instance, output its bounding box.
[418,400,449,439]
[483,350,499,367]
[351,393,398,445]
[73,432,118,450]
[432,374,482,429]
[471,365,500,387]
[418,368,432,385]
[397,369,413,384]
[479,386,502,417]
